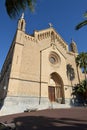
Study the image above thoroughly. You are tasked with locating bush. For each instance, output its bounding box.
[72,80,87,105]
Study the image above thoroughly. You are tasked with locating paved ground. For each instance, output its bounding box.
[0,107,87,130]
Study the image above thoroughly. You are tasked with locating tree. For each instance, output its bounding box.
[75,12,87,30]
[72,80,87,105]
[76,52,87,82]
[75,52,87,104]
[72,80,86,96]
[5,0,36,18]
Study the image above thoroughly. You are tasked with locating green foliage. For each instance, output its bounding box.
[75,11,87,30]
[5,0,36,18]
[83,11,87,18]
[75,20,87,30]
[76,52,87,81]
[72,80,86,96]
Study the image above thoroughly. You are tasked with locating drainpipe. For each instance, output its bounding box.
[39,50,42,104]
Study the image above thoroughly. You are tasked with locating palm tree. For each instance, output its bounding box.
[72,80,87,105]
[75,52,87,102]
[76,52,87,82]
[76,58,81,84]
[5,0,36,18]
[75,12,87,30]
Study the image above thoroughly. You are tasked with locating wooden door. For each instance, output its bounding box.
[48,86,55,102]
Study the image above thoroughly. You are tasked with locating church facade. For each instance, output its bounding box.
[0,15,84,115]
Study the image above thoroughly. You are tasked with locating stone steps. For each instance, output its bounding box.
[38,102,71,110]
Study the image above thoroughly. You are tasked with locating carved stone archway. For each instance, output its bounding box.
[48,72,65,103]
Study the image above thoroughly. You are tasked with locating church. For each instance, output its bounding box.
[0,14,84,115]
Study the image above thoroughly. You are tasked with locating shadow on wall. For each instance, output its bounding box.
[0,86,8,110]
[70,96,87,107]
[0,99,4,110]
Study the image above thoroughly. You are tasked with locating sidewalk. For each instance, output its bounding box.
[0,107,87,130]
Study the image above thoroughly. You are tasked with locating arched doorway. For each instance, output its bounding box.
[48,72,65,104]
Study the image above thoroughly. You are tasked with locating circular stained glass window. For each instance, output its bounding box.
[49,52,61,66]
[49,56,57,64]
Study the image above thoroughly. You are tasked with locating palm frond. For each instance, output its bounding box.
[27,0,36,12]
[75,20,87,30]
[84,11,87,18]
[5,0,36,18]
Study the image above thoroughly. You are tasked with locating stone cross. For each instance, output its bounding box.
[49,23,53,28]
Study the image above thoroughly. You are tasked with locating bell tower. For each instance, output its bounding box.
[70,39,78,53]
[17,13,26,32]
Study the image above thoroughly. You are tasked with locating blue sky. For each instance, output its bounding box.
[0,0,87,70]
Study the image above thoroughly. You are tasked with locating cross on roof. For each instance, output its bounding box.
[49,23,53,28]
